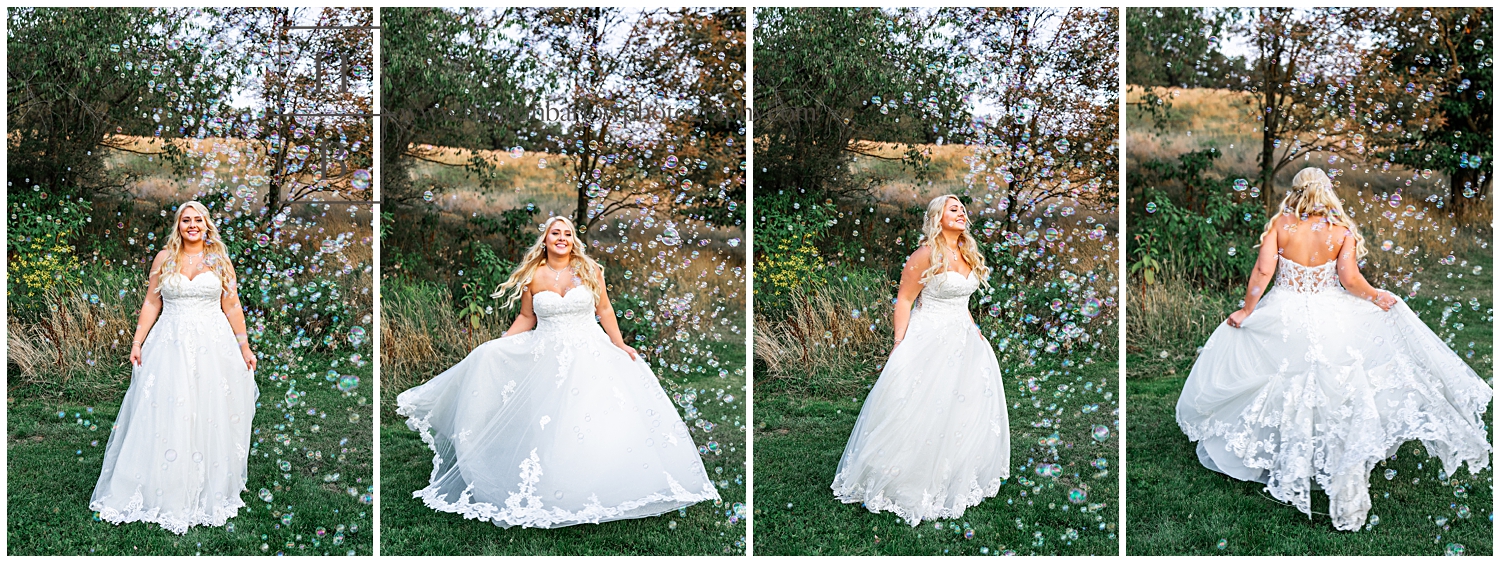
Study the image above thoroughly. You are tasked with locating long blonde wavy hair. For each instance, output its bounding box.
[154,200,237,294]
[491,216,604,308]
[919,195,991,289]
[1258,167,1369,260]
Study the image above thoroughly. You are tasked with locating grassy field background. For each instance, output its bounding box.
[1126,87,1493,555]
[753,358,1119,556]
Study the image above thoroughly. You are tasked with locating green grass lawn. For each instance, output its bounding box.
[1126,242,1493,556]
[378,341,747,556]
[7,353,375,555]
[752,360,1120,556]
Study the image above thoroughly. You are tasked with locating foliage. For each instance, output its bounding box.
[946,7,1122,231]
[1361,8,1493,217]
[519,7,746,231]
[1125,8,1243,90]
[754,7,968,199]
[6,7,230,201]
[1128,150,1265,290]
[7,192,91,312]
[379,7,542,205]
[751,190,834,305]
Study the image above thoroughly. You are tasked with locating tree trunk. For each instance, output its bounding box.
[1447,167,1490,219]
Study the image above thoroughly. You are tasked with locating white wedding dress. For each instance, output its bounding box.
[396,286,719,528]
[1178,256,1492,531]
[90,271,259,534]
[832,270,1011,526]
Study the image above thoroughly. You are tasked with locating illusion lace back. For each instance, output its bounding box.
[90,272,258,535]
[1273,256,1340,293]
[832,271,1011,526]
[395,286,719,528]
[1177,255,1492,531]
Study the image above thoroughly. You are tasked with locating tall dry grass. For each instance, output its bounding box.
[753,270,895,397]
[1126,87,1466,211]
[8,278,140,400]
[378,277,504,410]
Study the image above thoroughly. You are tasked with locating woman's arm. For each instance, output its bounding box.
[891,246,931,349]
[1227,220,1280,328]
[219,261,257,371]
[593,269,640,360]
[502,288,538,336]
[1335,232,1397,310]
[130,251,169,366]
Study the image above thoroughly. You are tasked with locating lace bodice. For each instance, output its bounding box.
[159,272,225,316]
[917,271,979,316]
[532,287,599,334]
[1273,256,1341,294]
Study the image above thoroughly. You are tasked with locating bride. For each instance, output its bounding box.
[396,216,719,528]
[831,194,1011,526]
[1177,167,1492,531]
[91,201,259,534]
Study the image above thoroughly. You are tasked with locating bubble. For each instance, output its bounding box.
[510,146,524,159]
[1091,425,1109,442]
[259,488,273,502]
[1080,298,1102,318]
[422,190,434,202]
[1216,539,1227,550]
[164,449,177,462]
[337,374,360,392]
[1445,543,1464,556]
[1384,469,1396,480]
[1233,179,1248,192]
[1381,240,1394,251]
[1145,202,1157,213]
[350,169,371,191]
[1067,488,1087,504]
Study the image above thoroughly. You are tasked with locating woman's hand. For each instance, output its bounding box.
[616,342,640,361]
[130,342,143,366]
[1373,290,1398,311]
[241,345,258,371]
[1226,308,1250,329]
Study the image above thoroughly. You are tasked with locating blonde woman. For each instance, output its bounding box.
[1177,167,1492,531]
[396,216,719,528]
[91,201,259,534]
[832,194,1010,526]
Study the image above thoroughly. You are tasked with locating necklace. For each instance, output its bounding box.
[544,262,570,282]
[183,250,205,265]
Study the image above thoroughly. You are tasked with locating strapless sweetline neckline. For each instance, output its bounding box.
[168,270,221,284]
[534,285,587,300]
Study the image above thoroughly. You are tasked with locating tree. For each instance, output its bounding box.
[216,7,374,216]
[520,7,745,233]
[379,7,542,206]
[7,8,234,200]
[1363,8,1492,219]
[1125,8,1240,89]
[1234,8,1369,213]
[949,7,1120,232]
[753,7,968,200]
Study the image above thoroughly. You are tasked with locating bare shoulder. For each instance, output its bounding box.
[905,245,933,270]
[151,249,171,266]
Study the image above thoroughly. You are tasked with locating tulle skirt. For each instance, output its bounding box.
[1177,288,1492,531]
[832,310,1010,526]
[90,310,258,535]
[396,324,719,528]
